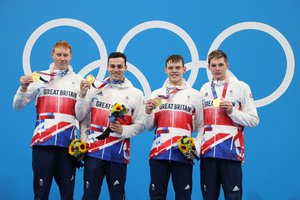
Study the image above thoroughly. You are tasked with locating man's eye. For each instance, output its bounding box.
[117,65,123,69]
[110,65,116,68]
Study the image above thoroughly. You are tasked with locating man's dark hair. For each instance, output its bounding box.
[108,52,127,65]
[208,50,228,65]
[165,54,184,67]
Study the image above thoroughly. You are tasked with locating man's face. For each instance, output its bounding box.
[51,47,72,70]
[165,60,186,86]
[208,57,228,81]
[107,57,127,81]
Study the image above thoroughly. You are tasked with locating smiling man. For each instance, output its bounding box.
[145,54,203,200]
[13,40,83,200]
[198,50,259,200]
[75,52,145,200]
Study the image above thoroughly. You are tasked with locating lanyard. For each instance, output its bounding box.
[36,68,69,83]
[158,87,181,99]
[211,76,229,100]
[92,78,125,89]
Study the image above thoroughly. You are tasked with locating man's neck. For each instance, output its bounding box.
[110,77,124,82]
[169,80,183,86]
[214,76,227,81]
[53,66,67,71]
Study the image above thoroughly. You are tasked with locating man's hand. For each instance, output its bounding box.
[19,75,33,92]
[79,80,91,98]
[109,121,123,134]
[219,100,233,115]
[186,149,198,160]
[145,99,157,114]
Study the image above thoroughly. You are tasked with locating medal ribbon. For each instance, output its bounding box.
[158,87,181,99]
[36,68,69,83]
[92,78,125,89]
[211,76,229,100]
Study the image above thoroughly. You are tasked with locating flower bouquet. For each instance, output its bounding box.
[68,139,87,168]
[96,103,128,140]
[177,136,200,160]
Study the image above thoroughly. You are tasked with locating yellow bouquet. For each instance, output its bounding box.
[109,103,129,122]
[177,136,199,160]
[68,139,87,158]
[96,103,128,140]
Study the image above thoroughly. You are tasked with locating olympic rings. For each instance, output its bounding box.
[22,19,295,108]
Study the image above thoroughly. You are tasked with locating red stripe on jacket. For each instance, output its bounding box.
[36,96,76,115]
[204,108,234,126]
[149,135,182,158]
[87,136,121,152]
[91,107,133,126]
[31,121,71,144]
[155,110,193,131]
[201,132,230,154]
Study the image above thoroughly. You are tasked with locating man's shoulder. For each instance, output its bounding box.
[131,86,143,94]
[123,86,144,97]
[151,87,165,95]
[68,72,84,80]
[200,82,211,91]
[231,79,251,89]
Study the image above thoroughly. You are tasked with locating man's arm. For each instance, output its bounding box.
[75,80,93,121]
[120,90,146,138]
[228,83,259,127]
[13,75,39,110]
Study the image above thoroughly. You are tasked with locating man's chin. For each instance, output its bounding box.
[111,76,122,81]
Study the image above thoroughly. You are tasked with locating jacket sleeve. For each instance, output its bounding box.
[228,83,259,127]
[13,83,40,110]
[144,92,156,131]
[192,91,204,156]
[75,89,94,121]
[79,114,91,142]
[121,90,146,138]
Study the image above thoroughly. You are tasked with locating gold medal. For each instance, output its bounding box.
[213,99,221,107]
[30,72,40,82]
[154,97,162,107]
[86,74,95,84]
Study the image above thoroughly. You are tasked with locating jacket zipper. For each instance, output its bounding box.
[169,108,175,161]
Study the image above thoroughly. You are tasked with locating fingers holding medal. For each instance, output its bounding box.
[145,97,162,114]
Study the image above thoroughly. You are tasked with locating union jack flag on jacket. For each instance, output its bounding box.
[199,77,259,162]
[145,80,203,164]
[13,64,83,147]
[75,78,145,164]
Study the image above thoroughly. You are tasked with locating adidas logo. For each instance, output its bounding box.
[113,180,120,185]
[151,184,155,191]
[184,185,190,190]
[232,186,240,192]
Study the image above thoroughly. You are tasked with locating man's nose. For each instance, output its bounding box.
[215,66,221,70]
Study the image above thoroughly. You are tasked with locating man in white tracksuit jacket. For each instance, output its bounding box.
[198,50,259,200]
[145,54,203,200]
[75,52,145,200]
[13,40,83,200]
